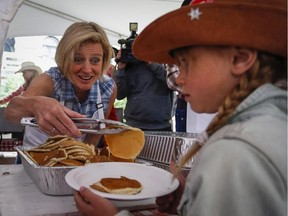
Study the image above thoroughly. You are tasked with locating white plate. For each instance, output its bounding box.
[65,162,179,200]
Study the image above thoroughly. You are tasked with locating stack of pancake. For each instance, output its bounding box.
[25,135,111,166]
[25,126,145,167]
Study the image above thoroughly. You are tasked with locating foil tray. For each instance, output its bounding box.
[139,132,198,175]
[15,132,198,196]
[15,146,76,195]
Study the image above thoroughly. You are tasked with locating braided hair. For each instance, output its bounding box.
[176,51,287,175]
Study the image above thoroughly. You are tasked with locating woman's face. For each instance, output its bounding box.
[175,46,240,113]
[71,42,103,94]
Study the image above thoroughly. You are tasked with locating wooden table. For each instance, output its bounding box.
[0,165,170,216]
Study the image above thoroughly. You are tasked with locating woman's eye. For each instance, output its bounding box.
[74,57,83,64]
[90,58,100,65]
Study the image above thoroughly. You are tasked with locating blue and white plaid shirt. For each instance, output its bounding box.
[165,64,182,93]
[46,67,114,118]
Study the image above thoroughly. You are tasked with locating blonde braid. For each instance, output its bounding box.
[174,52,285,176]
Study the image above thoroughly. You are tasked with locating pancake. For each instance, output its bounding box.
[104,128,145,160]
[27,149,67,166]
[90,176,142,195]
[109,153,134,163]
[25,135,97,166]
[99,146,134,162]
[86,155,112,163]
[57,158,84,166]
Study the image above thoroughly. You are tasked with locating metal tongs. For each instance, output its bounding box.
[20,117,132,135]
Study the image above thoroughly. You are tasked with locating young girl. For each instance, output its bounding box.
[74,0,287,215]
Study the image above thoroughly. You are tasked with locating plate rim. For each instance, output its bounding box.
[65,162,179,200]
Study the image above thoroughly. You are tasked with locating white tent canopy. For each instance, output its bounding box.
[0,0,182,76]
[6,0,182,47]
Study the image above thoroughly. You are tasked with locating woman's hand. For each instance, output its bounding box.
[156,162,186,214]
[74,187,118,216]
[5,73,85,138]
[31,96,85,137]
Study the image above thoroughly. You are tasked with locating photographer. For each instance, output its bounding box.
[115,47,173,131]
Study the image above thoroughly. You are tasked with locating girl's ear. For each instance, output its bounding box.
[231,48,257,75]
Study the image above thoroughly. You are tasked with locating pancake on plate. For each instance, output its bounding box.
[90,176,142,195]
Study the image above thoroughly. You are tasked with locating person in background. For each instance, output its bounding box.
[114,49,173,131]
[4,21,116,149]
[104,62,118,121]
[0,61,42,105]
[166,64,187,132]
[73,0,287,215]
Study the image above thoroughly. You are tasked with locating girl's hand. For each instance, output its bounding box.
[156,162,186,214]
[74,187,118,216]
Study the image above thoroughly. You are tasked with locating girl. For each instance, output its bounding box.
[74,0,287,215]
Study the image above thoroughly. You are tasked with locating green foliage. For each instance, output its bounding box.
[0,75,23,107]
[0,76,24,98]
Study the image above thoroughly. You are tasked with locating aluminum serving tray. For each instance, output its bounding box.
[138,131,198,175]
[15,147,152,196]
[15,132,198,196]
[15,146,76,196]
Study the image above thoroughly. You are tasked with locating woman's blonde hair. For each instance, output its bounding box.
[55,22,113,81]
[176,50,287,175]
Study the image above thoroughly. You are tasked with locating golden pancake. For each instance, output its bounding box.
[25,136,97,166]
[68,155,89,162]
[45,135,72,143]
[86,155,112,163]
[104,128,145,160]
[57,158,84,166]
[109,153,134,163]
[90,176,142,195]
[27,148,67,165]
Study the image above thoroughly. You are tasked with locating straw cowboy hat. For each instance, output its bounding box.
[15,61,42,75]
[132,0,287,64]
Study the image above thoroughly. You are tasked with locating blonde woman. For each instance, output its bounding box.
[5,22,116,148]
[74,0,287,216]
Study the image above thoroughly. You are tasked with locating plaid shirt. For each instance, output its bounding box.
[166,64,182,93]
[46,67,114,118]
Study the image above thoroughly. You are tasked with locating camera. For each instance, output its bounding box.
[117,22,139,63]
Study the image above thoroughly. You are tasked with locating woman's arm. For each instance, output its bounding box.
[5,74,54,122]
[4,73,84,137]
